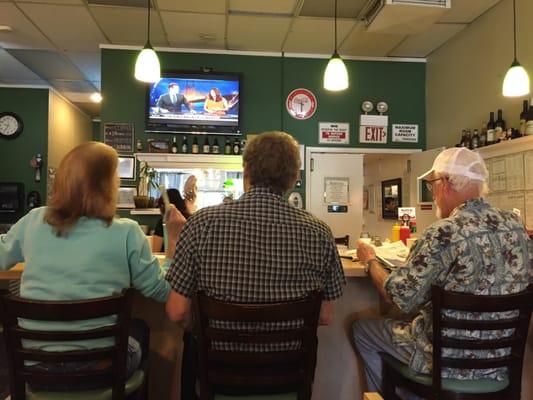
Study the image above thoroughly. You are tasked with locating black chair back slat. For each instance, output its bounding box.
[441,356,514,370]
[440,336,518,350]
[207,350,304,366]
[16,347,114,363]
[205,327,311,344]
[11,326,120,341]
[438,289,532,312]
[1,289,134,400]
[193,290,322,400]
[441,317,519,331]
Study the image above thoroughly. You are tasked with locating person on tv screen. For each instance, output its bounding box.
[203,87,229,115]
[156,83,194,114]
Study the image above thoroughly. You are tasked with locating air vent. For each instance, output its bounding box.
[87,0,151,8]
[359,0,450,34]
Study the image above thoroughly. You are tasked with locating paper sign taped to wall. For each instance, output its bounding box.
[392,124,418,143]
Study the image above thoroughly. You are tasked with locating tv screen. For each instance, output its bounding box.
[146,71,241,134]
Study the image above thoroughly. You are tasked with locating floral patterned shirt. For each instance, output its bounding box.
[384,198,532,379]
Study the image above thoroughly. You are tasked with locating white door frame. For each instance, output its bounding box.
[304,147,421,209]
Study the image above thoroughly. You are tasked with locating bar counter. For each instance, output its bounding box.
[2,259,531,400]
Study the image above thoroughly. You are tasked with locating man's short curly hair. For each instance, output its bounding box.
[243,131,300,193]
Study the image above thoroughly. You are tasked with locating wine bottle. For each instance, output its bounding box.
[232,138,241,155]
[181,136,188,153]
[212,138,220,154]
[486,112,495,145]
[192,137,199,154]
[495,109,506,142]
[471,129,480,149]
[459,130,467,147]
[202,137,210,154]
[520,100,528,136]
[526,101,533,136]
[465,129,472,150]
[171,136,178,153]
[479,121,487,147]
[224,138,232,155]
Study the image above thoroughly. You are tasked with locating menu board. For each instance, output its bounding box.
[104,123,134,153]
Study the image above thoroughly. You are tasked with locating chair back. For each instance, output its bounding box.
[431,284,533,398]
[192,291,323,400]
[1,288,134,400]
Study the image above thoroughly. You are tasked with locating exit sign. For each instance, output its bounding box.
[359,115,388,144]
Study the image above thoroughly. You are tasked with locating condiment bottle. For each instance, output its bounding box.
[392,223,401,242]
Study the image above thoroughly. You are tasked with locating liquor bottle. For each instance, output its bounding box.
[486,112,495,145]
[479,121,487,147]
[202,137,210,154]
[181,136,188,153]
[224,138,232,155]
[232,138,241,155]
[136,139,143,152]
[171,136,178,154]
[495,109,506,142]
[459,130,467,147]
[465,129,472,150]
[192,136,199,154]
[527,100,533,136]
[212,138,220,154]
[471,129,480,149]
[520,100,528,136]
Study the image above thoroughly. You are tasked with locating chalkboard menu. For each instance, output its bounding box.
[104,123,134,153]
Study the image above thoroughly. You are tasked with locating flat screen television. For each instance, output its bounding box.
[146,71,241,134]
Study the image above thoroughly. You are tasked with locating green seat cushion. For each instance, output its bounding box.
[215,393,297,400]
[25,369,145,400]
[381,353,509,394]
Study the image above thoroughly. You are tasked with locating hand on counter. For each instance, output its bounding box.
[356,240,376,262]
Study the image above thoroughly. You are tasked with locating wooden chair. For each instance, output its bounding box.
[192,291,323,400]
[1,288,146,400]
[380,284,533,400]
[334,235,349,247]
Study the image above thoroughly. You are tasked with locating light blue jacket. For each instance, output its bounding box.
[0,207,171,351]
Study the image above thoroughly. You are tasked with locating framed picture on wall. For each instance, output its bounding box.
[382,178,402,220]
[117,187,136,209]
[118,156,136,180]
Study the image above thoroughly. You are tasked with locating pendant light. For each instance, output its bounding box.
[502,0,529,97]
[323,0,349,91]
[135,0,160,83]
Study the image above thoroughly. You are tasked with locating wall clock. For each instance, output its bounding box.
[286,88,317,120]
[0,112,23,139]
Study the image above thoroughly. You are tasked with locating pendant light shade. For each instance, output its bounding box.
[324,0,349,91]
[503,60,530,97]
[135,44,160,83]
[135,0,160,83]
[502,0,529,97]
[324,52,349,91]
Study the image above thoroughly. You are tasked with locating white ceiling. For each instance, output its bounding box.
[0,0,502,117]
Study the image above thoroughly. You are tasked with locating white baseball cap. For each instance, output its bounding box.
[418,147,488,182]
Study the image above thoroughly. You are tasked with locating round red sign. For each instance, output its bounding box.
[286,88,317,120]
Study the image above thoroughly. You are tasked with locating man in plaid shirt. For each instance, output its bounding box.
[165,130,345,325]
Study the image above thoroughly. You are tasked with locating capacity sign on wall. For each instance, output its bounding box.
[392,124,418,143]
[319,122,350,144]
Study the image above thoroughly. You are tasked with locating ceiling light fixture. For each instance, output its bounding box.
[134,0,160,83]
[323,0,349,91]
[502,0,529,97]
[90,92,102,103]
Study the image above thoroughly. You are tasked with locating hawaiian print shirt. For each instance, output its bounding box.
[384,198,532,380]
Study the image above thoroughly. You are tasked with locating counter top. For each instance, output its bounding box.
[1,255,366,281]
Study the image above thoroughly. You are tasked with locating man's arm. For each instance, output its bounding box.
[319,301,334,325]
[356,241,393,304]
[165,289,192,328]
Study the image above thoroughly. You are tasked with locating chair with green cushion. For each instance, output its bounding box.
[1,288,147,400]
[380,284,533,400]
[193,291,323,400]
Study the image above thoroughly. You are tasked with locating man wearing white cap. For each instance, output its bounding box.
[352,147,532,397]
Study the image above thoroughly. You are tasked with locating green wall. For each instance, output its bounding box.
[0,88,49,221]
[100,49,426,217]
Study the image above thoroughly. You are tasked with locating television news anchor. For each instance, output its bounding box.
[156,83,195,114]
[0,141,186,385]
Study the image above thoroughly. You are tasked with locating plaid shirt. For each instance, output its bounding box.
[165,186,345,350]
[385,198,532,380]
